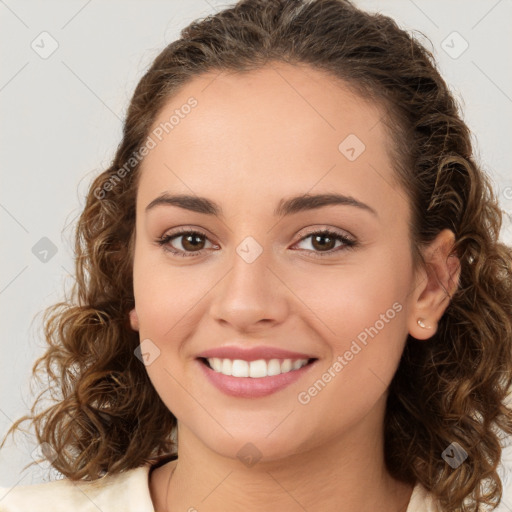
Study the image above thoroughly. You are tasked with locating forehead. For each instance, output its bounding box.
[137,62,404,222]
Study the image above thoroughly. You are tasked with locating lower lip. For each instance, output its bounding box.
[196,359,317,398]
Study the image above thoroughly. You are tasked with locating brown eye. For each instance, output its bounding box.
[157,229,214,257]
[180,232,206,251]
[157,228,356,259]
[294,229,356,258]
[310,233,337,251]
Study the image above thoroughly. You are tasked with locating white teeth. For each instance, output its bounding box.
[267,359,281,376]
[210,357,222,372]
[221,358,232,376]
[292,360,304,370]
[249,359,267,378]
[205,357,310,378]
[232,359,249,377]
[281,359,292,373]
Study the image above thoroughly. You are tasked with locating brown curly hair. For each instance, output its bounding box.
[2,0,512,510]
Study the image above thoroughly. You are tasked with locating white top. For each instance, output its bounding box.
[0,464,440,511]
[4,437,512,511]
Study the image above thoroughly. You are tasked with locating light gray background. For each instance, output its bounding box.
[1,0,511,490]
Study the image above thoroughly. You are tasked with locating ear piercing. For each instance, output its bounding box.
[417,318,432,329]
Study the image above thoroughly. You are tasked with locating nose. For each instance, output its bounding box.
[208,244,289,333]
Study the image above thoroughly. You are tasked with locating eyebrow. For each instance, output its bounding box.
[145,192,378,217]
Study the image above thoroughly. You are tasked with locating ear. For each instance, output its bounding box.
[129,307,139,332]
[408,229,461,340]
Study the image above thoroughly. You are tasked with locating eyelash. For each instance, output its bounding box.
[156,227,357,259]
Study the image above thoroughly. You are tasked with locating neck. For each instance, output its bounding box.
[149,406,414,512]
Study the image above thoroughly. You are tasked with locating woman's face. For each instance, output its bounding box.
[129,62,433,461]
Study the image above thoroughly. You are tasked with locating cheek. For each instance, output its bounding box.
[291,251,409,389]
[132,250,214,334]
[294,277,407,432]
[290,256,407,343]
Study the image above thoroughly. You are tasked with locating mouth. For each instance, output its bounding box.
[198,356,318,378]
[195,345,319,398]
[197,356,318,398]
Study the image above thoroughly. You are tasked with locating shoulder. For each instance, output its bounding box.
[406,483,442,512]
[0,464,154,512]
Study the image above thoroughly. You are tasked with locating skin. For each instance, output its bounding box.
[128,62,460,512]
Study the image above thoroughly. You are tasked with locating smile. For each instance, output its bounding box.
[204,357,312,378]
[197,357,318,398]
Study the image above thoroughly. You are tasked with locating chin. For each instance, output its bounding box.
[187,423,315,466]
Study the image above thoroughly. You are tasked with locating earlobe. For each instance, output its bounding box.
[411,316,436,340]
[129,308,139,331]
[408,229,461,341]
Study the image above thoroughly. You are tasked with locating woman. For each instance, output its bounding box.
[1,0,511,510]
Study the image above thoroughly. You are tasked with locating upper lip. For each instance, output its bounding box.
[196,346,316,362]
